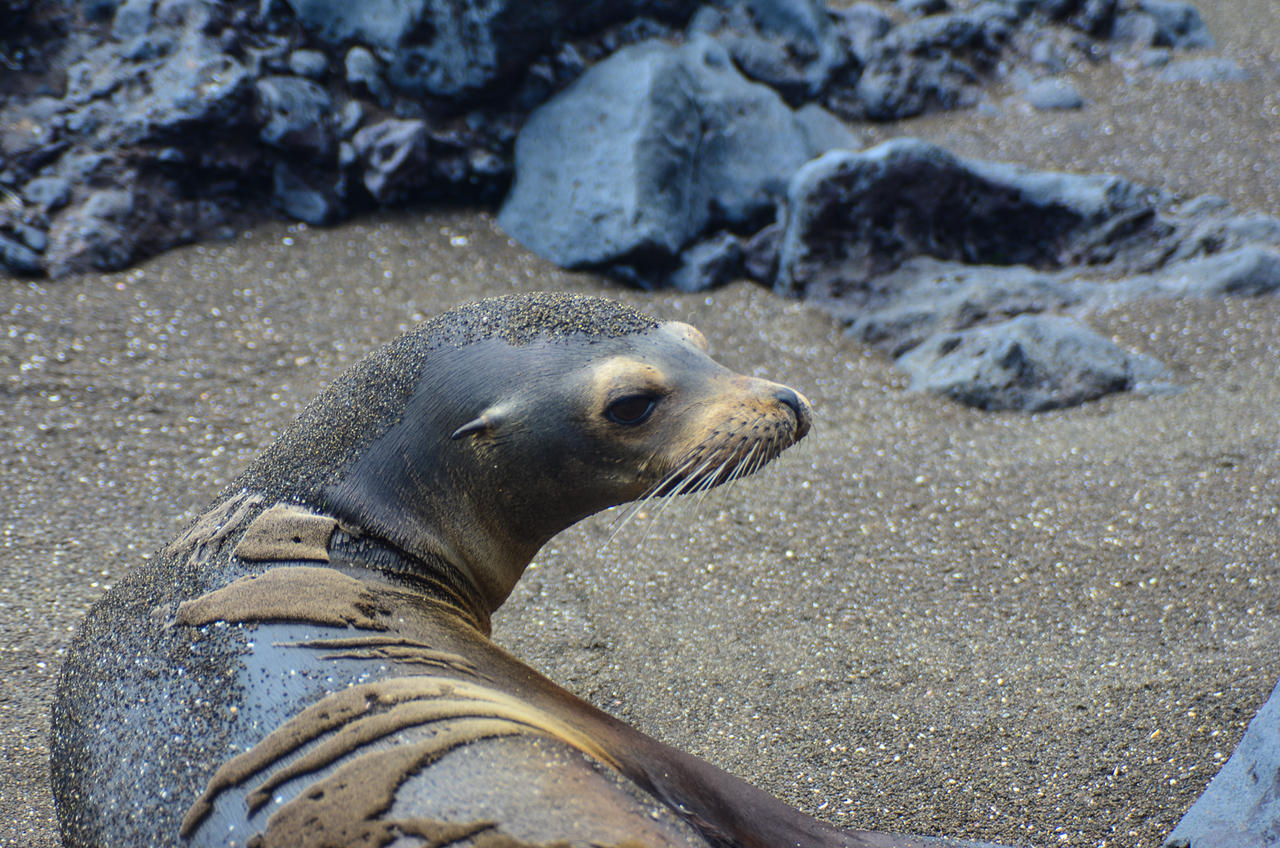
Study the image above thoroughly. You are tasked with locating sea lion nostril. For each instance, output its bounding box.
[773,387,811,438]
[774,387,800,415]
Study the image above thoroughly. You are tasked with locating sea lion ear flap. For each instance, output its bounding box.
[450,402,511,441]
[450,417,489,440]
[664,321,709,352]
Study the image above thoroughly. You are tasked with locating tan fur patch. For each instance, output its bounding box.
[233,504,338,562]
[175,566,391,631]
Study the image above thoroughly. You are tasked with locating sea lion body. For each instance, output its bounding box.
[52,294,931,848]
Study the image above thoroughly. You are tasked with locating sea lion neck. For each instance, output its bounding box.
[316,335,608,617]
[231,293,662,618]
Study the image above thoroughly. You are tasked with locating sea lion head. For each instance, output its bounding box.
[242,293,810,618]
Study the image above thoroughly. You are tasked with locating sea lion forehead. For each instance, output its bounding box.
[413,293,661,350]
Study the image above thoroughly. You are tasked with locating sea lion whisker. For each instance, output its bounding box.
[603,453,705,547]
[747,437,773,479]
[692,456,735,511]
[727,441,764,489]
[634,453,720,544]
[677,453,722,497]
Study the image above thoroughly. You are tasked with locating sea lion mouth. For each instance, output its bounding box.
[648,400,809,500]
[604,403,805,542]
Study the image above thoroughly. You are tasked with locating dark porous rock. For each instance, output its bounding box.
[287,48,329,79]
[283,0,700,101]
[1157,56,1249,83]
[117,43,252,143]
[10,222,47,253]
[696,0,850,101]
[51,1,255,146]
[46,188,137,277]
[337,100,364,138]
[344,46,391,107]
[832,5,1014,121]
[351,118,431,203]
[669,231,745,293]
[498,36,829,274]
[1111,9,1161,48]
[1164,197,1280,261]
[1066,0,1117,38]
[0,233,43,275]
[111,0,154,41]
[1139,0,1213,49]
[1028,35,1072,72]
[1000,0,1086,20]
[896,314,1176,411]
[830,3,893,66]
[254,75,334,158]
[840,258,1086,356]
[1166,679,1280,848]
[897,0,950,17]
[23,175,73,211]
[775,138,1156,305]
[1,96,66,166]
[743,220,785,283]
[1023,75,1085,109]
[271,162,337,225]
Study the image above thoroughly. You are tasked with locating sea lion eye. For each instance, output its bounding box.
[605,394,658,426]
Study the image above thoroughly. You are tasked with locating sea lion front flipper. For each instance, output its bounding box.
[463,637,939,848]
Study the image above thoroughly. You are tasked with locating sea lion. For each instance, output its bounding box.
[51,293,939,848]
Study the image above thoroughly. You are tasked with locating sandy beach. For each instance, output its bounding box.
[2,2,1277,846]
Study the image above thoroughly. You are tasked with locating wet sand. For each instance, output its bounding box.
[2,2,1278,846]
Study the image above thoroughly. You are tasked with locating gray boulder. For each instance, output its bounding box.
[283,0,700,100]
[498,36,835,272]
[1113,247,1280,300]
[775,138,1155,304]
[1085,245,1280,312]
[690,0,849,101]
[841,259,1087,356]
[351,119,431,203]
[1166,679,1280,848]
[896,314,1177,411]
[793,103,862,153]
[833,5,1015,120]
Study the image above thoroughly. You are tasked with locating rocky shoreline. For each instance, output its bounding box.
[4,1,1280,415]
[3,1,1279,846]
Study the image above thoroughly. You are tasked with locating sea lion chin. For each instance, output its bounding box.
[53,293,924,848]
